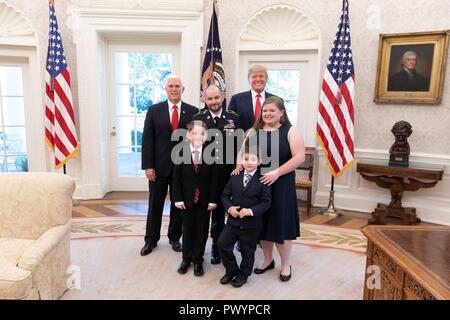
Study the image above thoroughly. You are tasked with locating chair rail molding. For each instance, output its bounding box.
[72,3,203,199]
[314,148,450,226]
[0,1,36,46]
[239,4,320,51]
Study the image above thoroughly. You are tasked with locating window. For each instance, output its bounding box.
[0,66,28,173]
[114,52,172,177]
[266,69,300,127]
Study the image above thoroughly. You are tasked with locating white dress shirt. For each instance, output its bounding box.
[251,89,266,115]
[168,100,181,123]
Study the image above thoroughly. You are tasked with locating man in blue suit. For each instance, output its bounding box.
[140,76,198,256]
[228,65,277,132]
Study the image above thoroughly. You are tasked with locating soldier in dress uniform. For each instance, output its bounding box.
[193,85,244,264]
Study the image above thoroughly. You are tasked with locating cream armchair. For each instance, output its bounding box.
[0,173,75,300]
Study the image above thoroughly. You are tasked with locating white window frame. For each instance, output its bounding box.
[0,46,46,172]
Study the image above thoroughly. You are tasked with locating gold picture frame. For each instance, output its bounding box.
[374,30,449,104]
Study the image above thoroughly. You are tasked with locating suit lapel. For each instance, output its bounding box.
[236,172,245,194]
[162,101,171,127]
[203,111,216,128]
[179,102,189,128]
[242,170,260,195]
[246,91,253,120]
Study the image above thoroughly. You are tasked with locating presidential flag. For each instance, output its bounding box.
[44,0,79,169]
[316,0,355,177]
[201,1,226,101]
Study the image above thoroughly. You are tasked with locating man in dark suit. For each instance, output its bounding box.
[228,65,276,132]
[218,149,271,288]
[140,76,198,256]
[388,51,429,91]
[193,85,243,264]
[173,121,219,276]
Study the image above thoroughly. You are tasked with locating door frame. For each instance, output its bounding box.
[106,40,181,191]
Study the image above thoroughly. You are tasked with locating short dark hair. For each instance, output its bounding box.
[186,120,208,132]
[242,144,261,159]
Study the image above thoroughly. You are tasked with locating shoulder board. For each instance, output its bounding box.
[225,109,239,116]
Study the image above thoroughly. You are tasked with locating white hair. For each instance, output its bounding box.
[166,75,183,87]
[401,51,417,64]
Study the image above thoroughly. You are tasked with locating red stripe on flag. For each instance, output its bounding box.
[316,125,340,174]
[54,132,70,158]
[341,78,355,122]
[322,80,354,156]
[318,100,347,165]
[54,104,78,148]
[53,79,76,124]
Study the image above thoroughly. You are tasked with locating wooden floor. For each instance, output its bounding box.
[72,191,436,230]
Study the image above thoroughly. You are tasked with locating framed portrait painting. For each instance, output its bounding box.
[374,30,449,104]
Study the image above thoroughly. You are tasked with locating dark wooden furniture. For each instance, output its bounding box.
[295,147,315,215]
[356,160,443,225]
[362,225,450,300]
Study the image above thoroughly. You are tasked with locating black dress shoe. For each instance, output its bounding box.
[280,266,292,282]
[219,273,237,285]
[210,255,221,264]
[140,242,157,256]
[253,260,275,274]
[194,263,204,277]
[231,275,247,288]
[177,260,191,274]
[169,240,182,252]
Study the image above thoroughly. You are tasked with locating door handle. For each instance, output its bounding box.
[111,126,117,136]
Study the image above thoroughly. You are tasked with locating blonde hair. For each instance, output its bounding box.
[248,65,268,79]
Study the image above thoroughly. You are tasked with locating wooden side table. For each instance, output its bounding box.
[362,225,450,300]
[356,160,443,225]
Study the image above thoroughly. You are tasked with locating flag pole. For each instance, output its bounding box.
[209,0,217,86]
[321,175,342,215]
[320,0,350,217]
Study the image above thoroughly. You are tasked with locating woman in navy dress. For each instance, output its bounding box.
[234,96,305,281]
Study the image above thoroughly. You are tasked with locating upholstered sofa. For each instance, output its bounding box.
[0,173,75,300]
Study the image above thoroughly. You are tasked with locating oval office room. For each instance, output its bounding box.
[0,0,449,305]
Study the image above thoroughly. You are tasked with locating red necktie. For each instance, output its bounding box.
[193,150,200,203]
[254,94,261,120]
[172,105,179,132]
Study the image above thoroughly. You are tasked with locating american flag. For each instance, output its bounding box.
[316,0,355,177]
[44,0,79,169]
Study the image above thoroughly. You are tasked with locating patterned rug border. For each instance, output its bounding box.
[71,216,367,252]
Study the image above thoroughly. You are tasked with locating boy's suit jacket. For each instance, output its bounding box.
[221,169,271,229]
[172,148,219,208]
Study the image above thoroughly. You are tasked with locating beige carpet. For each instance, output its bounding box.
[62,217,367,300]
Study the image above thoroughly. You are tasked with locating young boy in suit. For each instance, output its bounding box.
[173,120,218,277]
[218,148,271,287]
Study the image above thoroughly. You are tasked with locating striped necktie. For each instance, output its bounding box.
[243,173,252,188]
[193,150,200,203]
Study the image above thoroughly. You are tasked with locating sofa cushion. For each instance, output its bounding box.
[0,238,34,299]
